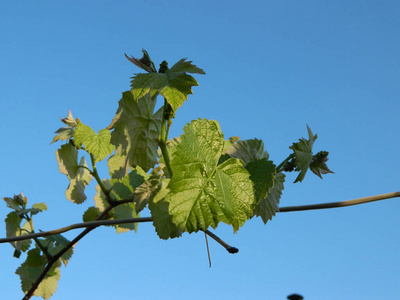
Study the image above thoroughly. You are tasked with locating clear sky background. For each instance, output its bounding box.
[1,1,399,299]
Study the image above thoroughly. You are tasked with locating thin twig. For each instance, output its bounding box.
[278,191,400,212]
[204,231,211,267]
[0,217,153,244]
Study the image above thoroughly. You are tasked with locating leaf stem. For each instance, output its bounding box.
[159,98,173,177]
[276,154,294,173]
[25,215,53,260]
[89,153,114,205]
[202,229,239,254]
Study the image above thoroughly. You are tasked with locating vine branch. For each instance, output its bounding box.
[278,191,400,212]
[3,192,398,245]
[22,205,115,300]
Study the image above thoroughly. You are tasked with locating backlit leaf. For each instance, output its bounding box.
[224,138,269,163]
[130,58,205,112]
[5,212,31,253]
[16,248,60,299]
[74,122,114,162]
[253,172,285,224]
[166,119,255,233]
[107,91,163,176]
[148,179,182,239]
[290,125,317,183]
[56,143,93,204]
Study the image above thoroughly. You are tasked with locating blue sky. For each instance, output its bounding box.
[1,1,399,299]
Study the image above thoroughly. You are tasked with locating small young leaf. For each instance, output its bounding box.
[56,143,93,204]
[3,196,22,211]
[125,49,157,73]
[310,151,334,179]
[130,58,205,112]
[74,122,115,162]
[51,127,74,144]
[60,109,77,126]
[290,125,318,183]
[32,202,48,211]
[107,91,163,176]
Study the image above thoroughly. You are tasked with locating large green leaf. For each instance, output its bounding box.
[253,172,285,224]
[56,143,93,204]
[107,91,163,177]
[130,58,205,112]
[74,121,114,163]
[16,248,61,300]
[290,125,317,183]
[166,119,255,233]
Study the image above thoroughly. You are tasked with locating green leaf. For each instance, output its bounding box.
[107,91,163,177]
[56,143,93,204]
[51,110,77,144]
[3,196,23,211]
[93,169,145,233]
[310,151,334,179]
[245,158,276,201]
[32,202,48,212]
[74,122,115,162]
[148,179,182,239]
[51,127,74,144]
[110,168,146,200]
[166,119,255,233]
[133,174,161,213]
[113,203,140,233]
[130,58,205,112]
[125,49,157,73]
[60,109,77,126]
[224,138,269,163]
[16,248,61,299]
[290,125,318,183]
[5,212,31,253]
[44,234,73,267]
[253,172,285,224]
[82,206,101,222]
